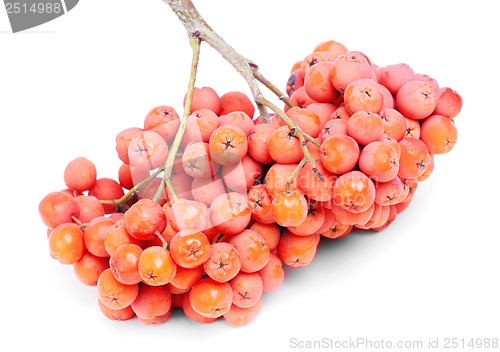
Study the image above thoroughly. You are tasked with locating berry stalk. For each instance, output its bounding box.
[153,35,201,203]
[163,0,323,182]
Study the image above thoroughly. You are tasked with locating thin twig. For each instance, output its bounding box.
[163,0,270,123]
[100,167,164,206]
[212,233,223,244]
[253,70,294,108]
[256,96,324,182]
[155,230,169,249]
[287,158,306,193]
[162,0,323,183]
[153,35,201,203]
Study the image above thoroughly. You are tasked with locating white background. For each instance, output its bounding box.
[1,1,499,351]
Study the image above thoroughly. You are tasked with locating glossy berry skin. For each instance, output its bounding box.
[271,191,309,227]
[189,277,233,318]
[75,195,104,224]
[128,131,169,171]
[434,87,462,118]
[182,142,220,179]
[379,108,407,141]
[204,242,241,282]
[378,84,395,109]
[331,202,374,227]
[222,154,262,193]
[89,178,125,214]
[268,126,303,164]
[277,230,318,267]
[333,171,376,213]
[144,105,180,142]
[247,123,277,164]
[83,216,115,257]
[304,61,338,103]
[223,299,262,327]
[307,102,338,128]
[73,251,109,286]
[230,272,263,308]
[219,91,255,118]
[299,155,336,202]
[182,292,217,324]
[285,106,321,138]
[420,114,458,154]
[257,253,284,292]
[321,119,348,141]
[247,184,274,224]
[398,137,430,179]
[188,87,221,115]
[396,81,438,120]
[250,221,281,251]
[320,135,360,174]
[208,125,248,166]
[287,69,305,97]
[219,111,254,137]
[124,199,167,241]
[64,157,97,192]
[347,111,384,146]
[39,191,80,229]
[118,164,149,189]
[313,40,348,60]
[115,127,143,164]
[49,223,85,265]
[109,244,143,285]
[375,177,405,206]
[169,265,205,291]
[191,175,226,206]
[289,86,316,109]
[97,268,138,310]
[344,78,383,114]
[210,192,251,236]
[104,220,142,256]
[137,310,172,325]
[229,229,270,273]
[187,109,220,143]
[288,203,325,236]
[379,63,416,95]
[358,140,400,182]
[330,52,373,93]
[166,199,210,232]
[131,284,171,320]
[320,216,352,239]
[97,299,135,321]
[404,117,421,139]
[170,229,210,268]
[265,163,300,197]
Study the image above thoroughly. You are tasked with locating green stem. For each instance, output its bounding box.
[253,70,294,108]
[155,230,169,249]
[212,233,223,244]
[153,35,201,203]
[100,167,163,206]
[287,158,306,193]
[256,96,324,182]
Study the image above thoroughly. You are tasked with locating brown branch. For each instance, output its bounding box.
[164,0,270,122]
[162,0,323,182]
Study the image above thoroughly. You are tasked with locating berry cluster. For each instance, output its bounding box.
[283,39,461,231]
[39,39,461,327]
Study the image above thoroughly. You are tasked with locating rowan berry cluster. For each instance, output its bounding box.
[39,39,461,327]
